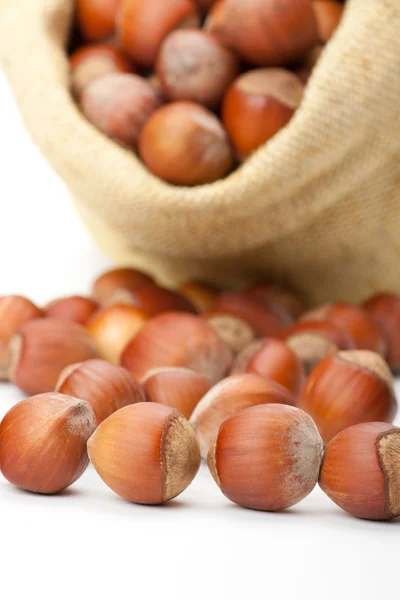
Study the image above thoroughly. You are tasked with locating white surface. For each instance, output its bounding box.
[0,67,399,600]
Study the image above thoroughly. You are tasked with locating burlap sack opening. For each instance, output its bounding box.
[1,0,400,303]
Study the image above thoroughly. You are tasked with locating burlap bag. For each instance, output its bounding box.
[1,0,399,304]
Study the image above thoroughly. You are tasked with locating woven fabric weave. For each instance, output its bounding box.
[1,0,399,303]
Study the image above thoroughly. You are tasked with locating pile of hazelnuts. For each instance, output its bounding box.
[0,268,399,521]
[70,0,345,186]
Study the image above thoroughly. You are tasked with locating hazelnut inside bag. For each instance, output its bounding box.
[0,0,400,304]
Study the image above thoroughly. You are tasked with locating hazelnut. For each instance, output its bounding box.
[203,313,256,354]
[300,351,397,445]
[246,282,306,321]
[219,0,318,66]
[8,318,98,395]
[208,404,323,511]
[44,295,99,325]
[88,402,201,504]
[87,304,148,364]
[106,284,197,315]
[205,1,230,47]
[139,101,235,186]
[319,422,400,521]
[242,338,304,398]
[210,292,289,337]
[222,68,304,159]
[121,312,233,383]
[301,302,387,356]
[56,359,146,425]
[92,267,154,304]
[142,367,212,419]
[81,73,164,149]
[230,338,266,374]
[178,281,219,313]
[0,295,43,380]
[117,0,201,68]
[190,374,296,458]
[282,320,355,374]
[312,1,344,43]
[77,0,122,41]
[70,43,136,97]
[0,393,96,494]
[156,30,240,110]
[363,293,400,373]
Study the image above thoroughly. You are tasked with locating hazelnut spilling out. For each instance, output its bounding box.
[87,304,148,364]
[0,393,96,494]
[56,359,146,425]
[92,267,154,305]
[70,43,137,98]
[44,295,99,325]
[211,292,290,337]
[208,404,323,511]
[117,0,201,68]
[190,374,296,458]
[301,302,387,356]
[106,284,197,315]
[8,318,98,395]
[300,350,397,445]
[312,1,344,43]
[142,367,212,419]
[223,68,305,159]
[245,338,304,399]
[319,422,400,521]
[157,29,240,110]
[219,0,319,66]
[77,0,122,41]
[121,312,233,383]
[246,282,306,321]
[81,73,164,149]
[0,295,43,381]
[139,101,235,186]
[203,313,256,354]
[363,293,400,373]
[88,402,201,504]
[282,320,355,374]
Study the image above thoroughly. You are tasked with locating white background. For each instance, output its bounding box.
[0,66,399,600]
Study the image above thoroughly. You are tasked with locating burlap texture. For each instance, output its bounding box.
[1,0,400,304]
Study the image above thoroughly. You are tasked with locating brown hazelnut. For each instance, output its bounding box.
[142,367,211,419]
[139,101,235,186]
[222,68,304,159]
[218,0,319,66]
[121,312,233,383]
[70,43,136,97]
[300,350,397,444]
[8,318,98,395]
[44,296,99,325]
[208,403,323,511]
[362,293,400,373]
[319,422,400,521]
[0,295,43,381]
[157,29,240,109]
[106,284,197,315]
[178,281,219,313]
[117,0,201,68]
[87,304,148,364]
[190,374,295,458]
[81,73,164,149]
[0,393,96,494]
[246,282,306,321]
[203,313,256,354]
[77,0,122,42]
[92,267,154,304]
[56,359,146,424]
[88,402,201,504]
[301,302,387,356]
